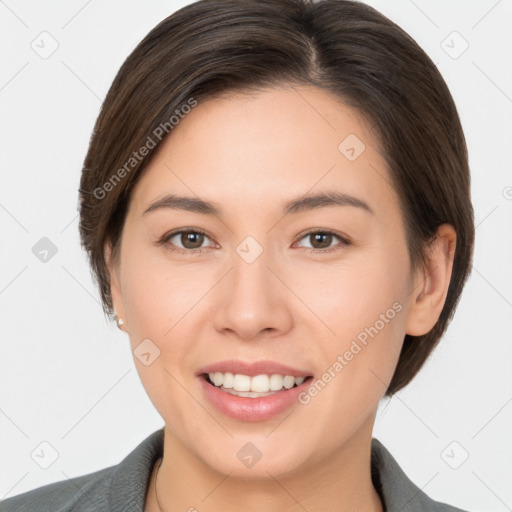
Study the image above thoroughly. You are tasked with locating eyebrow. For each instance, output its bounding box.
[142,191,375,217]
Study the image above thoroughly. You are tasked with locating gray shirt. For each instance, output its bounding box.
[0,429,469,511]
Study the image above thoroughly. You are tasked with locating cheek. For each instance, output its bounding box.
[298,247,409,420]
[296,300,406,454]
[120,260,202,444]
[118,246,196,407]
[120,242,206,340]
[289,245,409,344]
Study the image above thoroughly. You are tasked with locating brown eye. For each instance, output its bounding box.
[308,232,334,249]
[296,230,351,253]
[159,229,215,253]
[177,231,205,249]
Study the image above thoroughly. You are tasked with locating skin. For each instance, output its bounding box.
[106,84,456,512]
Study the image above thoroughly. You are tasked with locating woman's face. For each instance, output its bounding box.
[109,85,426,478]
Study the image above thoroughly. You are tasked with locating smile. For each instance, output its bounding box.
[204,372,309,397]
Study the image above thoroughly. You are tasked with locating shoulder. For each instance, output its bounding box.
[0,428,164,512]
[0,466,114,512]
[371,438,471,512]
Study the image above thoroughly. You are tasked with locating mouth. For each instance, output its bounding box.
[196,360,315,421]
[200,372,314,398]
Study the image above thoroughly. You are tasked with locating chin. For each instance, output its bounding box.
[206,452,309,481]
[194,433,318,480]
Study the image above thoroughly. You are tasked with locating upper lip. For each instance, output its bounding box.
[197,359,312,378]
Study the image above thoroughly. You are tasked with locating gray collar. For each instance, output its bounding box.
[371,437,466,511]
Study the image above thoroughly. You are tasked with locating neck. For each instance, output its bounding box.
[147,419,383,512]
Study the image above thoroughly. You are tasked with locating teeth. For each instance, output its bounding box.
[222,372,234,388]
[269,374,283,391]
[233,374,251,391]
[207,372,307,393]
[251,374,269,392]
[283,375,295,389]
[211,372,223,387]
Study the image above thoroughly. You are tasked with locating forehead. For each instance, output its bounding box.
[128,85,399,219]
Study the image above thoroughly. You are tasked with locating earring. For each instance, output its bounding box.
[115,315,125,330]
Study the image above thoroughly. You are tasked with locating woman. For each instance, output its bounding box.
[1,0,475,510]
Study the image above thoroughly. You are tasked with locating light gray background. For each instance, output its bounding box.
[1,1,511,510]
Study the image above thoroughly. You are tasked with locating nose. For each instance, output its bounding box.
[213,245,293,341]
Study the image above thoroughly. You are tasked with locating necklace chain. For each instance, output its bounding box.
[154,458,165,512]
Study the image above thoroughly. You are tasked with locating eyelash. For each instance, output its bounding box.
[156,228,352,255]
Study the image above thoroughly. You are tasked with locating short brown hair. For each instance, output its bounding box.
[78,0,475,395]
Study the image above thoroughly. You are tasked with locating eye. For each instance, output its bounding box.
[294,229,351,254]
[156,228,351,255]
[157,228,217,254]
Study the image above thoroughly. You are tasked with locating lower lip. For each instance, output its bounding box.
[199,375,313,422]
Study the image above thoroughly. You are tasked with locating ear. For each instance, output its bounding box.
[104,241,126,326]
[405,224,457,336]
